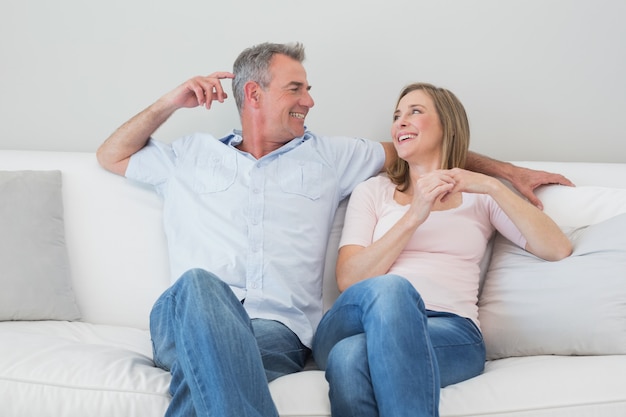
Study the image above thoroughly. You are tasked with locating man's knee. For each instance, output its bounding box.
[175,268,230,296]
[166,268,243,317]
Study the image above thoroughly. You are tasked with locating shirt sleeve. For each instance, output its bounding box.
[315,135,385,199]
[125,138,180,194]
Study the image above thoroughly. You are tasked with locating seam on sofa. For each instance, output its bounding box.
[0,376,170,399]
[444,399,626,416]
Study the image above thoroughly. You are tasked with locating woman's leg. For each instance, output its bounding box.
[313,275,440,417]
[427,311,486,388]
[324,333,377,417]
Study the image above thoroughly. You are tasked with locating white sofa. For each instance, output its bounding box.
[1,149,626,417]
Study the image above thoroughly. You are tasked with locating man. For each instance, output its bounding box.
[97,42,571,417]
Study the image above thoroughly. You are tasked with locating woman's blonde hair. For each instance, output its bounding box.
[387,83,470,192]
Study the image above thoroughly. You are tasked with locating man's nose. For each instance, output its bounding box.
[302,90,315,108]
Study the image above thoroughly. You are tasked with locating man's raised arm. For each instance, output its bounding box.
[466,151,574,210]
[96,72,235,176]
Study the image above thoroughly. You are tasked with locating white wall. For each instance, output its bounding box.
[1,0,625,162]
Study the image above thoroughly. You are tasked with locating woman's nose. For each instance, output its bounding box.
[395,114,408,127]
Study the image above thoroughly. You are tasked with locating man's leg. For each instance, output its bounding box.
[313,275,440,417]
[252,319,310,383]
[150,268,279,417]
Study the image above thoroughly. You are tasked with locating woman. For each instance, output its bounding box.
[312,83,572,417]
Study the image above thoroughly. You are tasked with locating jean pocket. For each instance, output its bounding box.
[277,156,322,200]
[192,153,237,193]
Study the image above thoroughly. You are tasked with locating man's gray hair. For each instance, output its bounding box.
[232,42,306,114]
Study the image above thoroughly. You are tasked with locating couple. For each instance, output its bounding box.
[97,42,572,417]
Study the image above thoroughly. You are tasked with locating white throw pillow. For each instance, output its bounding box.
[479,212,626,360]
[536,185,626,227]
[0,170,81,321]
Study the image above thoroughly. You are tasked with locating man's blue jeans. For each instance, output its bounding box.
[312,275,485,417]
[150,268,310,417]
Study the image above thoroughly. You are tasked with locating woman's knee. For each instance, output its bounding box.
[355,274,423,313]
[361,274,418,297]
[326,334,368,383]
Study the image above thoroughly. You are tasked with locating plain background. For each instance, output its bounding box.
[1,0,624,163]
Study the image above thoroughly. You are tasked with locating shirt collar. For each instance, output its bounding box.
[220,128,312,154]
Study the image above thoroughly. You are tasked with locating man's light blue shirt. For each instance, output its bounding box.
[126,129,385,347]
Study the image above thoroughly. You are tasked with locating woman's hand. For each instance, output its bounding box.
[409,170,457,221]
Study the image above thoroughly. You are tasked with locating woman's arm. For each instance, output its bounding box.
[449,168,572,261]
[336,173,455,291]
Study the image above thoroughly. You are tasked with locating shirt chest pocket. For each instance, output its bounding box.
[192,154,237,193]
[277,157,322,200]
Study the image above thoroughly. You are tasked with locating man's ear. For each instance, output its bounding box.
[244,81,261,108]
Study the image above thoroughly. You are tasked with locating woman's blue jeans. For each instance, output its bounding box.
[312,275,485,417]
[150,268,310,417]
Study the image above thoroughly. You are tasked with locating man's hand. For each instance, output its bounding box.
[466,152,575,210]
[97,72,235,176]
[163,72,235,110]
[507,166,574,210]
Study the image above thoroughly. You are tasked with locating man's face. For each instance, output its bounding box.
[258,54,315,144]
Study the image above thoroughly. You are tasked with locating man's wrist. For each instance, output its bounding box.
[467,152,515,181]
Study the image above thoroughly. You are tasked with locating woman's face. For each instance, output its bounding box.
[391,89,443,163]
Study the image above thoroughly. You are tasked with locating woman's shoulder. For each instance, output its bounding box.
[364,173,393,186]
[350,175,396,206]
[354,174,394,192]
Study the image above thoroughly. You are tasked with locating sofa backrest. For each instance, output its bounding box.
[1,151,170,328]
[2,150,625,329]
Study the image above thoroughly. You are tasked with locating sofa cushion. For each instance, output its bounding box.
[479,212,626,359]
[0,170,80,321]
[0,321,170,416]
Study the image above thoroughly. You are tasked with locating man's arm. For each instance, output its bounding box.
[96,72,235,176]
[466,151,574,210]
[380,142,398,172]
